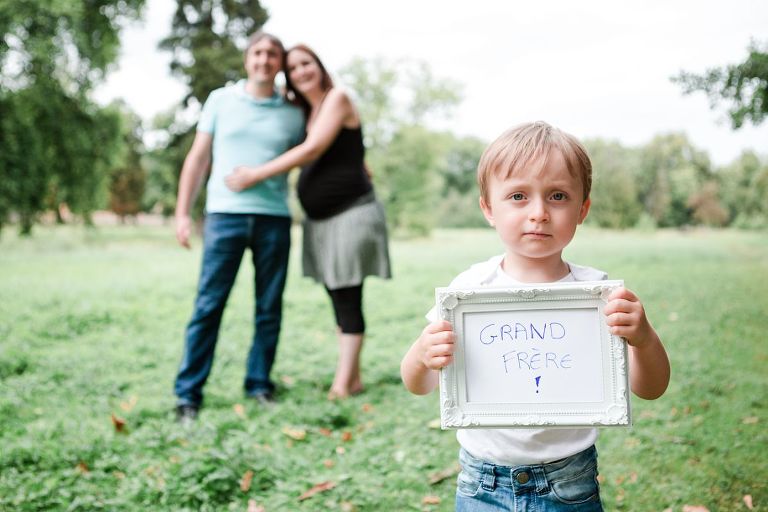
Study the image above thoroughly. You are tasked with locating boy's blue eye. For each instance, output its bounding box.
[551,192,567,200]
[511,193,525,201]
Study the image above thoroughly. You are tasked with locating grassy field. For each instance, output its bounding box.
[0,224,766,511]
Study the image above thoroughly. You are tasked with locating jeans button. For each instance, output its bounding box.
[516,471,529,484]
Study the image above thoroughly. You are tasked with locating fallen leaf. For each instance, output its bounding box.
[111,413,127,433]
[75,461,89,474]
[596,474,605,484]
[662,509,673,512]
[682,505,710,512]
[119,395,138,412]
[428,418,442,429]
[113,471,125,480]
[668,312,679,321]
[335,446,346,455]
[340,501,357,512]
[428,463,460,485]
[240,470,254,492]
[233,403,246,419]
[422,495,441,505]
[247,499,265,512]
[282,426,307,441]
[298,481,336,501]
[361,403,373,413]
[341,431,353,442]
[742,416,759,424]
[318,428,332,437]
[629,472,638,484]
[280,375,296,386]
[322,459,335,468]
[744,495,754,509]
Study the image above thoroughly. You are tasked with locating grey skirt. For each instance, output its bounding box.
[302,192,392,290]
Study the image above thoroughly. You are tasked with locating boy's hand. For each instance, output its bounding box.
[417,320,455,370]
[604,287,655,348]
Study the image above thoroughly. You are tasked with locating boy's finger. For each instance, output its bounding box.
[425,320,453,334]
[604,298,635,315]
[606,312,634,326]
[607,287,639,303]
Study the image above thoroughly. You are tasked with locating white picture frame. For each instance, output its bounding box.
[436,280,631,429]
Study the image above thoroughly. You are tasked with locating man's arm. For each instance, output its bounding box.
[175,132,213,248]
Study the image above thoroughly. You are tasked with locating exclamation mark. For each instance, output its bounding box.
[535,376,541,393]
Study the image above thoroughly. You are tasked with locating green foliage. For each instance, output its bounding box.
[0,81,122,234]
[159,0,268,106]
[674,39,768,128]
[372,126,440,236]
[635,133,715,227]
[0,0,144,234]
[105,102,146,220]
[584,139,643,229]
[340,58,464,236]
[718,150,768,229]
[0,225,766,510]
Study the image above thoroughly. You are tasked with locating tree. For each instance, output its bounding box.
[719,151,768,229]
[0,0,144,234]
[584,139,643,229]
[636,133,713,227]
[674,39,768,128]
[159,0,268,107]
[339,57,463,235]
[108,103,146,221]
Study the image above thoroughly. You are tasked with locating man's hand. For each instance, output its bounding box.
[175,215,193,249]
[225,166,258,192]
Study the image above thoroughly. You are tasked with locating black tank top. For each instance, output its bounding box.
[297,126,373,220]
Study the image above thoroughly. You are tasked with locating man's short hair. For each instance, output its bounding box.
[244,31,285,57]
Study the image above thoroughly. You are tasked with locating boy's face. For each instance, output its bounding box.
[244,38,283,86]
[479,149,590,266]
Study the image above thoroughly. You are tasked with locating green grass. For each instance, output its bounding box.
[0,225,766,511]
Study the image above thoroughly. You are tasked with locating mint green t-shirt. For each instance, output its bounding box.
[197,80,305,216]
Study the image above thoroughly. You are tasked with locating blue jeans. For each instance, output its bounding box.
[455,445,603,511]
[174,213,291,406]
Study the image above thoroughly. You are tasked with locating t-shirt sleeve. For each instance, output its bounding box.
[196,90,220,134]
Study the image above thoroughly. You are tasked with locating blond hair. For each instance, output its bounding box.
[477,121,592,203]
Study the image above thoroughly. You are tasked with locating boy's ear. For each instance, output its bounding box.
[578,198,591,224]
[479,196,495,227]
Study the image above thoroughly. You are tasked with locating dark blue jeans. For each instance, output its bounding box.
[174,213,291,406]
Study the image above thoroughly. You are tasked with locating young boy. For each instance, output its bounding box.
[401,121,670,511]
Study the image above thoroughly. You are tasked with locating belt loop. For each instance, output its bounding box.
[481,464,496,491]
[533,465,549,494]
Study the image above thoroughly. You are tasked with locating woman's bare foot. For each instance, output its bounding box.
[327,383,364,401]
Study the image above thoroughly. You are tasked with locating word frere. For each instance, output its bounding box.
[502,349,573,372]
[478,321,566,345]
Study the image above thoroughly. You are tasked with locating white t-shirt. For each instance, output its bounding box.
[427,255,608,466]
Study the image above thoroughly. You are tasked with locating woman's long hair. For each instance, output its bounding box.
[283,44,334,119]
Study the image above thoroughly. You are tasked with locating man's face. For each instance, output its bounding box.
[244,38,282,86]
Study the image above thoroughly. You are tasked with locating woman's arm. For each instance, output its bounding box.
[225,88,355,191]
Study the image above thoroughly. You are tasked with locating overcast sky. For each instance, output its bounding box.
[96,0,768,165]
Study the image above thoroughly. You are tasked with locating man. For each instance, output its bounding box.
[173,32,305,421]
